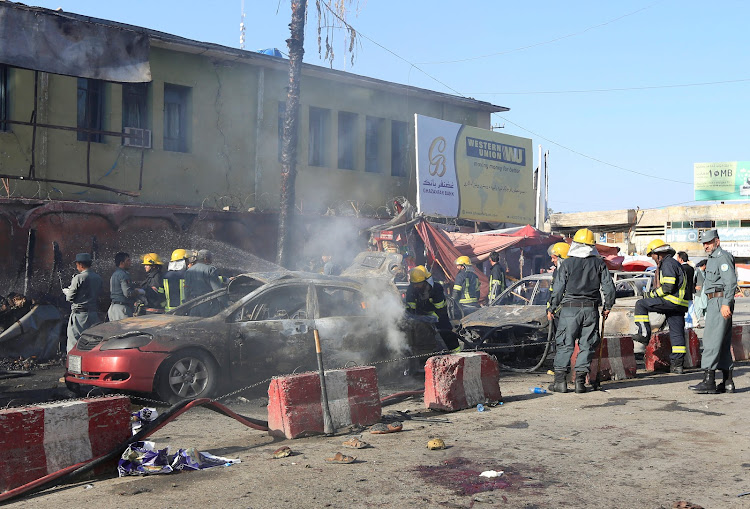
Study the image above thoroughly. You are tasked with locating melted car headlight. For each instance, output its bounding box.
[99,334,153,351]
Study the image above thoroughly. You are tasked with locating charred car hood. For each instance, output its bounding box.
[83,314,203,338]
[460,305,548,330]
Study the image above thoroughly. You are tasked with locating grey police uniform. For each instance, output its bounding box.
[548,253,616,374]
[184,262,223,317]
[65,269,103,352]
[701,245,737,371]
[108,267,136,321]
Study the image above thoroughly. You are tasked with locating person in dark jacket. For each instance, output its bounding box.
[108,252,143,321]
[139,253,166,311]
[547,228,616,394]
[184,249,223,317]
[405,266,460,352]
[633,240,690,373]
[452,256,480,315]
[63,253,102,352]
[488,251,507,303]
[164,248,188,311]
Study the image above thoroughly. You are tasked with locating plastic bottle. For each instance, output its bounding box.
[476,403,485,412]
[529,387,547,394]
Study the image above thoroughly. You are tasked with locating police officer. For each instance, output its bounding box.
[140,253,166,311]
[632,239,690,373]
[689,229,737,394]
[452,256,480,315]
[164,248,188,311]
[547,228,616,393]
[405,266,461,352]
[63,253,102,352]
[488,251,507,303]
[108,252,143,321]
[184,249,223,317]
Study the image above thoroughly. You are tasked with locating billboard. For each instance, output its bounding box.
[415,115,534,223]
[694,161,750,201]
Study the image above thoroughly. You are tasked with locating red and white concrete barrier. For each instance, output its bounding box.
[0,396,131,493]
[644,329,701,371]
[570,336,638,383]
[267,366,381,439]
[424,352,502,412]
[731,324,750,361]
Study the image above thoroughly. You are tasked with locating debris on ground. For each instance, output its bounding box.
[130,407,159,435]
[427,438,446,450]
[342,437,370,449]
[325,452,356,464]
[117,441,240,476]
[272,446,292,459]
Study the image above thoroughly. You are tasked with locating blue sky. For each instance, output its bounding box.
[29,0,750,213]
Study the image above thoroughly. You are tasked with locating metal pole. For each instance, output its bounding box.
[314,329,335,435]
[24,229,36,295]
[536,144,542,229]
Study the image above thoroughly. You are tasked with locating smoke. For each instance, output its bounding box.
[360,278,409,356]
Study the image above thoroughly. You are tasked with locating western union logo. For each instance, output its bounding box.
[466,137,525,165]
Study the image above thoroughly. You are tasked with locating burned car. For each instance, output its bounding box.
[66,260,435,403]
[458,272,659,370]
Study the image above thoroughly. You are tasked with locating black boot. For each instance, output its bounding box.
[689,370,717,394]
[548,370,568,393]
[716,369,735,393]
[670,358,684,375]
[632,334,650,345]
[575,372,588,394]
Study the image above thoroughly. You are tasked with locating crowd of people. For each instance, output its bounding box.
[63,248,224,353]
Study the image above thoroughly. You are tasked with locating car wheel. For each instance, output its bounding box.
[156,349,218,404]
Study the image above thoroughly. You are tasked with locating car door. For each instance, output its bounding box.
[228,282,315,381]
[311,284,389,368]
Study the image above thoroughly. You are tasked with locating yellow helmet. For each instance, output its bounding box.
[455,255,472,266]
[409,267,427,283]
[645,239,673,256]
[548,242,570,259]
[142,253,164,266]
[171,248,188,262]
[415,265,431,279]
[573,228,596,246]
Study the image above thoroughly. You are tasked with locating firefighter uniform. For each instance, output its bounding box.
[633,241,689,372]
[488,261,506,302]
[140,253,166,311]
[690,229,736,394]
[405,268,459,351]
[453,256,480,314]
[184,251,223,317]
[164,249,188,311]
[548,229,616,393]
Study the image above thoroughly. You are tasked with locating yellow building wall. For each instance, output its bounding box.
[0,46,493,213]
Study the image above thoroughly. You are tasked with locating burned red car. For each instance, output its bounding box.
[66,254,433,403]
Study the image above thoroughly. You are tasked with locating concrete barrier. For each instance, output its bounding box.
[424,352,502,411]
[731,324,750,361]
[0,396,131,492]
[644,329,701,371]
[570,336,638,382]
[267,366,381,439]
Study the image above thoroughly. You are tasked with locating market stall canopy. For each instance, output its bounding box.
[622,256,656,272]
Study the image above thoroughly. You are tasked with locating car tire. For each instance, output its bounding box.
[155,348,219,404]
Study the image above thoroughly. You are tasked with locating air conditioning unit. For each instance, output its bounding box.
[123,127,152,149]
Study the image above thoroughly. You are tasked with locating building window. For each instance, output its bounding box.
[77,78,104,142]
[391,120,408,177]
[163,84,190,152]
[277,101,286,162]
[122,83,149,130]
[0,65,8,132]
[338,111,357,170]
[365,116,384,173]
[308,107,329,167]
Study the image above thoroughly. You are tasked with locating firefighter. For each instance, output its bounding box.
[184,249,223,317]
[452,256,480,315]
[632,239,689,374]
[405,266,461,352]
[164,248,188,311]
[547,228,616,393]
[488,251,507,303]
[546,242,570,315]
[139,253,166,312]
[689,229,737,394]
[63,253,102,352]
[108,252,144,321]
